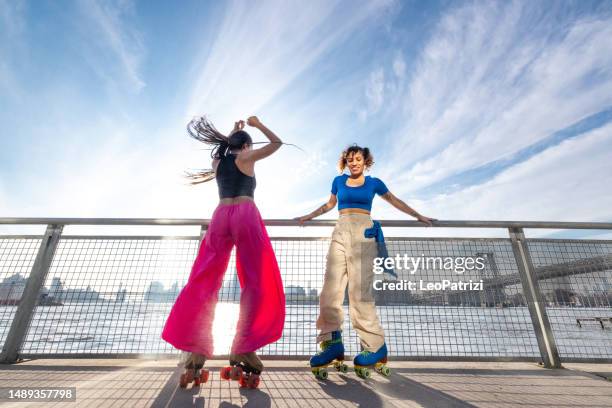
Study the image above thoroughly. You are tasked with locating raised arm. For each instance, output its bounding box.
[295,194,338,224]
[381,191,436,226]
[241,116,282,162]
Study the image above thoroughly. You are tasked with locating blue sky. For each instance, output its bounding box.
[1,0,612,238]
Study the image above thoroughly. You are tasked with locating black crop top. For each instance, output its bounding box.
[216,154,256,199]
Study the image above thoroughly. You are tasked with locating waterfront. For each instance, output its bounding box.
[1,303,609,359]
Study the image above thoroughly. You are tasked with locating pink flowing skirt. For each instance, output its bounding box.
[161,200,285,357]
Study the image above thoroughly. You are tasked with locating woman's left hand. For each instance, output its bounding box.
[247,116,262,128]
[416,214,436,227]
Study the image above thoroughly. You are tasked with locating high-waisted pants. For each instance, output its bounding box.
[161,200,286,357]
[316,213,385,351]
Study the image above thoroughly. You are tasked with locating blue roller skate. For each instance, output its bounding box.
[353,343,390,379]
[309,330,348,380]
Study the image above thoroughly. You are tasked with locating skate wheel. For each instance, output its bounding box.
[378,365,390,377]
[230,366,243,381]
[239,374,248,388]
[220,366,232,380]
[356,367,371,379]
[316,369,328,380]
[200,369,210,383]
[337,363,348,373]
[248,374,260,388]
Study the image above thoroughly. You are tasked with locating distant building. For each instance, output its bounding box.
[145,281,170,303]
[144,281,183,303]
[168,282,180,298]
[116,283,127,303]
[0,273,27,304]
[61,285,104,303]
[286,286,306,297]
[49,277,64,301]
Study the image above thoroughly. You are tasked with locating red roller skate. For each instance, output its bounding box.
[179,353,209,388]
[220,352,263,389]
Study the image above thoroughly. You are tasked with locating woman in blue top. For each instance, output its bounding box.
[295,145,435,379]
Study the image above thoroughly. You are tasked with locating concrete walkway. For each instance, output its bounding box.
[0,359,611,407]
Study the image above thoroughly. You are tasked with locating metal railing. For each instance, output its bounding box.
[1,218,611,368]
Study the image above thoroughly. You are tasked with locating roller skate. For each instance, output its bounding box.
[179,353,209,388]
[220,352,263,389]
[353,343,390,379]
[309,330,348,380]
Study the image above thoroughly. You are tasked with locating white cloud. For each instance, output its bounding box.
[358,51,409,124]
[364,68,385,117]
[185,0,395,124]
[0,0,26,99]
[4,0,611,245]
[2,0,398,234]
[392,52,406,79]
[0,0,25,35]
[0,59,19,101]
[179,0,398,224]
[384,1,612,194]
[77,0,146,91]
[413,122,612,238]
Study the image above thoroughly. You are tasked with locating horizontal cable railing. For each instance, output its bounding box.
[0,218,610,367]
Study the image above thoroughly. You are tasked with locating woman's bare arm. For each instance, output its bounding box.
[381,191,436,226]
[241,116,282,162]
[295,195,338,223]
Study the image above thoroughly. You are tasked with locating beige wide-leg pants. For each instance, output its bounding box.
[316,213,385,352]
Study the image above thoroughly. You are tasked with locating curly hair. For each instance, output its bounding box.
[338,144,374,173]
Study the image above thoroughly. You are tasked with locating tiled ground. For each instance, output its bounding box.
[0,360,610,407]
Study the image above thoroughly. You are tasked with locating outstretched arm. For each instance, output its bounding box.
[241,116,282,162]
[381,191,436,226]
[295,194,338,224]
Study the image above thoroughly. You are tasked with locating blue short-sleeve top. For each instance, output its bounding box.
[331,174,389,211]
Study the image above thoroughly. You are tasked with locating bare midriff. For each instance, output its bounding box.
[219,196,254,206]
[339,208,370,215]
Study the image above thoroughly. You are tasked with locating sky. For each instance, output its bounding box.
[1,0,612,239]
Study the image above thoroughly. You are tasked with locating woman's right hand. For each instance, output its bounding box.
[231,120,245,135]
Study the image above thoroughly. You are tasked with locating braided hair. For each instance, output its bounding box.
[184,117,252,185]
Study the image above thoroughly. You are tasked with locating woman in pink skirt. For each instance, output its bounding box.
[162,116,285,389]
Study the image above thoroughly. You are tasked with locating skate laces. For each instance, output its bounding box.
[317,339,341,354]
[317,340,331,353]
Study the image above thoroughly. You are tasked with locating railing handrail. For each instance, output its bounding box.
[1,217,612,229]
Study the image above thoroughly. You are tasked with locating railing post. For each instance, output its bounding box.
[0,224,63,363]
[508,227,562,368]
